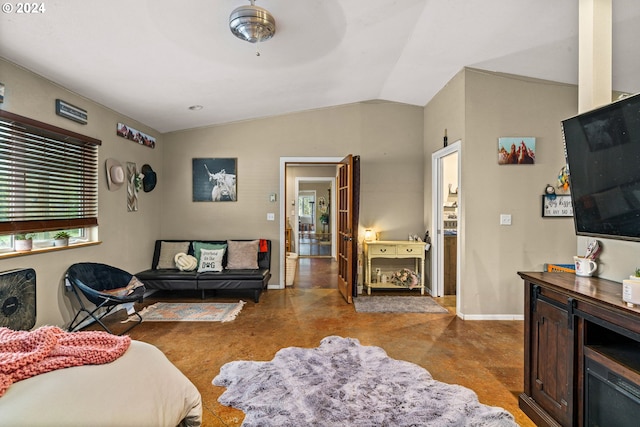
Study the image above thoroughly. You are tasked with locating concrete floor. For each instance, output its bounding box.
[96,258,534,427]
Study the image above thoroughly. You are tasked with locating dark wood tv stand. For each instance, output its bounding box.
[518,272,640,427]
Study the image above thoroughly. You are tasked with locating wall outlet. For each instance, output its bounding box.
[500,214,512,225]
[267,213,275,221]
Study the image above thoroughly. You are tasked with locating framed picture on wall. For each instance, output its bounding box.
[192,158,237,202]
[498,137,535,164]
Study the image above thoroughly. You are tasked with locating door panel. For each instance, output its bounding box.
[337,154,360,303]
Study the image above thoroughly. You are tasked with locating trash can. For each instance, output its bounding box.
[285,252,298,287]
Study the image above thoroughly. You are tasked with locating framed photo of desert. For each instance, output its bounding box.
[498,137,535,165]
[192,158,237,202]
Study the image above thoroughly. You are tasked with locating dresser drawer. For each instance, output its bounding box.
[396,244,423,257]
[368,244,397,255]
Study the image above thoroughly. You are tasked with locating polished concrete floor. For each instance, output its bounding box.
[96,258,534,427]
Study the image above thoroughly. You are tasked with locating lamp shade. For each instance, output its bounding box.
[364,229,374,241]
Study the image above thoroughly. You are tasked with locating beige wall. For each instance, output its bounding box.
[0,58,163,327]
[161,102,425,286]
[426,68,580,317]
[5,57,636,324]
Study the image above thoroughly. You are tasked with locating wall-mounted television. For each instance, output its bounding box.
[561,92,640,242]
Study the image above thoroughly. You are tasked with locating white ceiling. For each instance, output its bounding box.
[1,0,639,133]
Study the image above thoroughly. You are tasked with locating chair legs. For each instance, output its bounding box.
[67,286,143,335]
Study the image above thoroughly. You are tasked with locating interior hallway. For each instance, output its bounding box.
[92,258,533,427]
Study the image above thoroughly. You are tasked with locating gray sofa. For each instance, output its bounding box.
[135,239,271,302]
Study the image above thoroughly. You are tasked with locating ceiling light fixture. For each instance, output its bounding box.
[229,0,276,56]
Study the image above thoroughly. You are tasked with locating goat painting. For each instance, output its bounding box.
[192,158,238,202]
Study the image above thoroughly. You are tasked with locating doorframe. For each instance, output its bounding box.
[279,157,343,289]
[431,140,462,316]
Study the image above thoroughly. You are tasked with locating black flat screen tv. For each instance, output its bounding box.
[561,92,640,242]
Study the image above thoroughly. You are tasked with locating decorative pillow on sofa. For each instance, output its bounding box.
[197,248,225,272]
[193,241,227,264]
[226,240,259,269]
[157,241,191,269]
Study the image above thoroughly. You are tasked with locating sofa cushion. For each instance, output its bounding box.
[226,240,259,269]
[193,241,227,265]
[197,248,225,273]
[157,241,191,269]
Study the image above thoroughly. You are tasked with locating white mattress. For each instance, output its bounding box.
[0,340,202,427]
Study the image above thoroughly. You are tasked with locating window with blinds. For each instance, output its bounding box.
[0,110,101,237]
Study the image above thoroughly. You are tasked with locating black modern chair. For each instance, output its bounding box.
[65,262,145,335]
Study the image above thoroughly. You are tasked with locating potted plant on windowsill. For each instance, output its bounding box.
[14,233,33,252]
[53,231,71,247]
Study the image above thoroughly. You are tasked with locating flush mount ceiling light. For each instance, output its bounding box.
[229,0,276,55]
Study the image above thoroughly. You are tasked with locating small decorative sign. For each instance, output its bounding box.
[55,99,87,124]
[117,122,156,148]
[542,194,573,217]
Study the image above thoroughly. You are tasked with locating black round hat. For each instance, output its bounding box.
[141,164,157,192]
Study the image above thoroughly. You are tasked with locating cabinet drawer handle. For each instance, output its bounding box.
[405,248,413,252]
[380,248,386,253]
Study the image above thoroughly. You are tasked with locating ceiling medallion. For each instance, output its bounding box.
[229,0,276,56]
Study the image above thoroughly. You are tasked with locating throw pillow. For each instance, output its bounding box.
[193,241,227,264]
[157,241,190,269]
[174,252,198,271]
[102,276,144,297]
[226,240,259,270]
[197,248,225,272]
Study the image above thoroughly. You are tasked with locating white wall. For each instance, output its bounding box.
[0,59,163,327]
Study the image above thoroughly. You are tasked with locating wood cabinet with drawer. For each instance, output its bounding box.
[363,240,426,295]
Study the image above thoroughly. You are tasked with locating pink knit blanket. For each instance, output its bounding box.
[0,326,131,397]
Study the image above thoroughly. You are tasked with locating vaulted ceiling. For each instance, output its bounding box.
[1,0,639,133]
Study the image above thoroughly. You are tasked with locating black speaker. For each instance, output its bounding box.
[0,268,36,330]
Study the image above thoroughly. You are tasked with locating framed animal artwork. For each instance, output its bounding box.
[192,158,237,202]
[497,137,535,165]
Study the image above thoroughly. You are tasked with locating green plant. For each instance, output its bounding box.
[635,267,640,277]
[319,213,329,224]
[15,233,32,240]
[54,231,71,239]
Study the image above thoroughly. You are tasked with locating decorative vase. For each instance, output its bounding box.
[15,239,33,252]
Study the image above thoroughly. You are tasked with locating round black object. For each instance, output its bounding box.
[0,268,36,330]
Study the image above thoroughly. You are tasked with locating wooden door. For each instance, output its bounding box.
[531,297,573,426]
[337,155,360,303]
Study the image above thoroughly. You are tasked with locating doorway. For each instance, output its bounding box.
[279,157,343,289]
[431,141,461,314]
[295,177,334,258]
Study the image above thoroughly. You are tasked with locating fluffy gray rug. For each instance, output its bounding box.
[212,336,517,426]
[354,296,449,313]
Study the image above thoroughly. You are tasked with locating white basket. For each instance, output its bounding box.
[285,252,298,286]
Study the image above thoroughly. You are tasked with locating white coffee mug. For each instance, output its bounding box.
[574,256,597,277]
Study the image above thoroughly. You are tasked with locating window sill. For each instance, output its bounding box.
[0,241,102,259]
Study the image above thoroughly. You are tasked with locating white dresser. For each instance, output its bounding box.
[363,240,426,295]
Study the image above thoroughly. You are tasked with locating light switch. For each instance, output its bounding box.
[267,213,275,221]
[500,214,512,225]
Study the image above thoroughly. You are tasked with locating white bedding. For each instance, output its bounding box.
[0,340,202,427]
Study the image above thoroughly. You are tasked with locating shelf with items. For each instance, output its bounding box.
[363,240,426,295]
